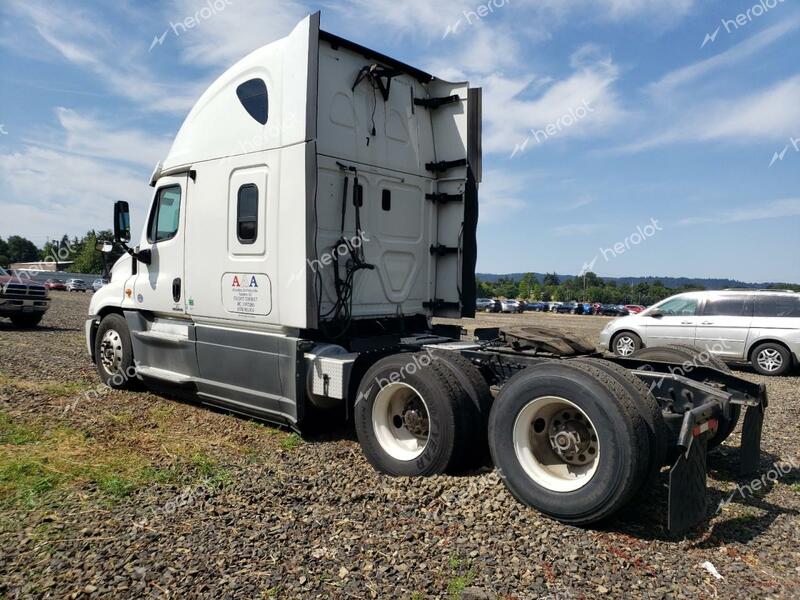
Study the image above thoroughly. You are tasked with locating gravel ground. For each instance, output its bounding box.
[1,294,799,599]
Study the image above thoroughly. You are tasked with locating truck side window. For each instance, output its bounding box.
[237,184,259,244]
[236,78,268,125]
[147,185,182,243]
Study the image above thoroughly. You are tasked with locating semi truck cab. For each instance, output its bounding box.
[88,12,481,425]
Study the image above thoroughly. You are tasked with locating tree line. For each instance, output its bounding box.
[0,231,121,275]
[477,272,800,306]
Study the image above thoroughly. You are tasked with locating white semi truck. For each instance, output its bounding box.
[87,13,767,534]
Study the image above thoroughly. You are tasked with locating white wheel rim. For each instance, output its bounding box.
[757,349,783,372]
[372,383,430,461]
[99,329,124,375]
[513,396,600,492]
[616,336,636,356]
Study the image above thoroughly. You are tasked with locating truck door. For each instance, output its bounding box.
[422,82,481,319]
[133,174,188,315]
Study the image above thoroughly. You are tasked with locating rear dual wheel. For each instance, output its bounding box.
[488,361,653,525]
[354,351,491,476]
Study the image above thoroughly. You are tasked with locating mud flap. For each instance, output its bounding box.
[739,402,764,475]
[668,433,709,535]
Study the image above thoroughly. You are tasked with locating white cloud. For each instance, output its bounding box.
[4,0,201,115]
[553,223,605,236]
[168,0,310,68]
[648,19,799,96]
[678,198,800,226]
[31,108,172,169]
[558,195,595,211]
[478,169,543,223]
[619,75,800,152]
[481,49,626,156]
[0,146,152,241]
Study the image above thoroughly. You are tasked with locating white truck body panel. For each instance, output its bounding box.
[88,12,480,420]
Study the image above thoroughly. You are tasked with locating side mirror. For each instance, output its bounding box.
[649,309,663,318]
[95,241,114,253]
[114,201,131,244]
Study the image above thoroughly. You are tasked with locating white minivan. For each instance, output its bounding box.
[599,290,800,376]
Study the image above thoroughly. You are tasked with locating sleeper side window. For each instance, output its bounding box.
[237,184,259,244]
[236,79,269,125]
[147,186,182,243]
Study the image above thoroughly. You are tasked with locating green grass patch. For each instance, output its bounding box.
[0,374,91,398]
[446,554,475,600]
[0,414,39,445]
[280,433,302,451]
[790,483,800,493]
[0,413,170,510]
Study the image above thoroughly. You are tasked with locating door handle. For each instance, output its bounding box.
[680,321,693,325]
[701,321,714,325]
[172,278,181,302]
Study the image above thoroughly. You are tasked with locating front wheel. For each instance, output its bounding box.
[751,342,792,376]
[611,331,642,356]
[94,313,138,389]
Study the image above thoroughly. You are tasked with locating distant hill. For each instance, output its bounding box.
[476,273,799,290]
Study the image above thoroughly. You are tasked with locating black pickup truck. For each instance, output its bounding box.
[0,267,50,327]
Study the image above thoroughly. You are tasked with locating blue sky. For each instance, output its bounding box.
[0,0,798,283]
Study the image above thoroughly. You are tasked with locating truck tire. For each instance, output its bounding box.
[750,342,792,377]
[354,352,474,476]
[94,313,138,390]
[572,357,669,480]
[629,345,739,448]
[611,331,642,356]
[488,361,650,525]
[429,349,493,468]
[10,314,44,328]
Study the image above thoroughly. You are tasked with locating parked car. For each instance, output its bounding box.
[599,290,800,376]
[92,278,109,292]
[525,301,547,312]
[0,266,50,327]
[624,304,646,314]
[599,304,629,317]
[66,279,88,292]
[44,278,67,291]
[555,302,580,314]
[548,302,563,313]
[479,298,501,313]
[501,299,523,313]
